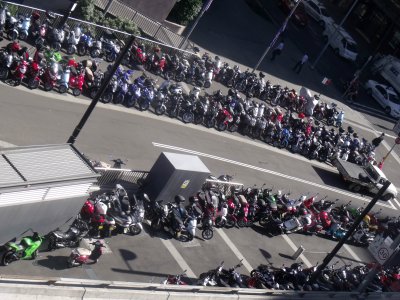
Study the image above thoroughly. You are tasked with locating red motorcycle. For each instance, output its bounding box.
[225,195,249,228]
[8,59,28,86]
[69,66,85,96]
[216,107,233,131]
[67,240,105,267]
[42,62,59,91]
[162,271,188,285]
[26,61,42,89]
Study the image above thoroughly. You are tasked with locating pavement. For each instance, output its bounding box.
[0,0,400,287]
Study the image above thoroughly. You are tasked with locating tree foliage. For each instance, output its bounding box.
[167,0,203,25]
[76,0,140,35]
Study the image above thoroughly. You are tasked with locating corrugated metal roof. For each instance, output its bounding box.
[0,156,25,185]
[0,144,98,189]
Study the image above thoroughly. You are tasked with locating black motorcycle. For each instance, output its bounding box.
[46,217,89,251]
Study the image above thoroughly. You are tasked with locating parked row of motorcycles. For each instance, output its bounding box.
[164,260,400,292]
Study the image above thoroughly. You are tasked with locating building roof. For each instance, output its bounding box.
[0,144,98,191]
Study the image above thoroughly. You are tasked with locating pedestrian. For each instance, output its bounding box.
[372,133,385,148]
[270,40,284,61]
[292,53,308,74]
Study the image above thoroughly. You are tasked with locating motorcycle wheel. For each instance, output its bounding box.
[67,45,75,55]
[0,68,9,80]
[228,124,238,132]
[2,250,15,266]
[217,122,227,131]
[58,85,68,94]
[44,82,53,91]
[202,228,213,240]
[28,78,40,89]
[9,31,18,40]
[225,218,236,228]
[237,219,246,228]
[175,73,184,82]
[204,81,211,88]
[215,216,226,228]
[106,53,115,62]
[140,101,150,111]
[155,106,166,115]
[129,224,142,235]
[47,235,56,251]
[206,118,215,129]
[77,45,87,56]
[327,118,334,126]
[90,49,99,58]
[102,92,113,103]
[194,115,203,125]
[31,249,38,259]
[90,88,98,99]
[19,32,27,40]
[53,42,61,52]
[125,96,136,108]
[113,94,124,105]
[182,112,194,124]
[259,216,269,227]
[72,88,81,97]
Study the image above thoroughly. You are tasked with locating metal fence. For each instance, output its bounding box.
[1,0,194,58]
[94,167,148,192]
[94,0,187,48]
[203,179,244,196]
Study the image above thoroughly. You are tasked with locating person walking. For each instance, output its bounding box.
[292,53,308,74]
[372,133,385,148]
[270,40,284,61]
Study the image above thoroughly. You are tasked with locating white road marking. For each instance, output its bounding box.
[153,142,396,210]
[160,239,197,278]
[343,244,364,265]
[215,228,253,272]
[281,234,312,267]
[393,198,400,209]
[388,200,397,210]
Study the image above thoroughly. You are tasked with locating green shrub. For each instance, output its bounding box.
[167,0,203,25]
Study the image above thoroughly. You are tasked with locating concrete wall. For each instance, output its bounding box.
[0,195,86,245]
[120,0,177,22]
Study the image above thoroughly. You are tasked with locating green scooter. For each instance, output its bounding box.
[1,232,43,266]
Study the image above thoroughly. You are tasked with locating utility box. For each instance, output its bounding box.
[143,152,210,204]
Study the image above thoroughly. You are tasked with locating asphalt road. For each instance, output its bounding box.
[0,83,398,283]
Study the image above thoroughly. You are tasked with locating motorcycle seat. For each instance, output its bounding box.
[75,247,91,256]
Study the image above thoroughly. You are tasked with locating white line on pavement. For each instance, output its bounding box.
[215,228,253,273]
[393,198,400,209]
[388,200,397,210]
[152,142,396,210]
[343,244,364,265]
[281,234,312,267]
[160,239,197,278]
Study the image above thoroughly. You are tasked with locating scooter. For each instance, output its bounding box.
[2,232,42,266]
[67,240,105,267]
[163,270,188,285]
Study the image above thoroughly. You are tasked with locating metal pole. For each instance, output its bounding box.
[67,34,136,144]
[252,0,303,72]
[309,180,391,283]
[382,143,397,163]
[179,0,213,49]
[58,0,79,29]
[311,0,359,69]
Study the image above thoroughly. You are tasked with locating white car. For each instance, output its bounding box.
[365,80,400,118]
[303,0,334,28]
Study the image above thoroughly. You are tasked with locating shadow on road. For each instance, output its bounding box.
[35,255,69,270]
[311,165,349,191]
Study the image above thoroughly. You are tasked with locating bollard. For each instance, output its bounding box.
[292,245,305,260]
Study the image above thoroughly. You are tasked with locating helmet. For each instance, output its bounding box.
[363,215,371,224]
[174,195,185,204]
[347,126,354,133]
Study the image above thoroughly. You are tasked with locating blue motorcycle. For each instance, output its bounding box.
[77,33,93,56]
[113,70,134,105]
[138,87,155,111]
[125,83,141,108]
[280,128,291,149]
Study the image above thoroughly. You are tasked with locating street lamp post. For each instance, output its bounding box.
[58,0,79,29]
[381,136,400,164]
[252,0,303,73]
[67,34,136,144]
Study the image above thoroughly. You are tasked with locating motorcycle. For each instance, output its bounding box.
[46,217,89,251]
[67,240,106,268]
[2,232,42,266]
[163,270,188,285]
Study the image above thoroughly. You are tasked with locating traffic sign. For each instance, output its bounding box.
[369,235,397,265]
